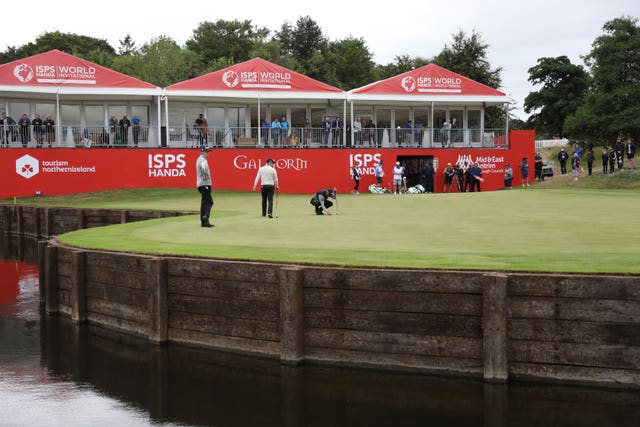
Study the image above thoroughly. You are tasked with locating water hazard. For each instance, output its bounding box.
[1,235,639,426]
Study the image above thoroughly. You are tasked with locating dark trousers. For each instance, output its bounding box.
[314,199,333,214]
[261,185,275,216]
[198,185,213,222]
[470,179,481,192]
[560,160,567,174]
[353,179,359,192]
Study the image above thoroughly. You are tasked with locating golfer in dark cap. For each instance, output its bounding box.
[310,188,336,215]
[252,158,279,218]
[196,146,214,227]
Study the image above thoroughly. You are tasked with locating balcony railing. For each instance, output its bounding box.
[0,125,508,149]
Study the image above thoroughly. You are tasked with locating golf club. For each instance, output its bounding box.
[274,188,279,218]
[334,186,340,215]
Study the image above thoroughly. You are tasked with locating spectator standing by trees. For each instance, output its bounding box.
[557,148,569,175]
[625,137,636,169]
[534,152,544,181]
[601,148,609,174]
[586,149,595,175]
[571,152,581,181]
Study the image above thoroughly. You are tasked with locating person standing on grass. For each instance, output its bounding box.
[520,157,530,187]
[602,148,609,174]
[352,165,361,194]
[443,163,455,193]
[626,137,636,169]
[609,147,617,173]
[534,152,544,181]
[558,148,569,175]
[504,163,513,189]
[252,158,279,218]
[572,152,581,181]
[469,162,483,192]
[196,147,214,228]
[586,149,595,175]
[392,161,405,194]
[374,160,385,188]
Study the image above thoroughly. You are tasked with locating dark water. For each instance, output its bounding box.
[1,236,639,426]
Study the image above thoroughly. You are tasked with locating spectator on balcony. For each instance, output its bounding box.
[557,148,569,175]
[131,115,141,147]
[32,113,43,148]
[18,114,30,147]
[1,112,16,146]
[44,115,55,147]
[353,117,362,146]
[119,115,131,146]
[270,117,280,147]
[441,119,451,147]
[365,119,377,147]
[303,118,312,147]
[261,117,270,145]
[332,117,343,147]
[451,117,459,143]
[109,114,119,148]
[280,116,289,146]
[321,116,331,148]
[195,113,208,147]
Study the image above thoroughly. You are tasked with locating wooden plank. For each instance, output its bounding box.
[86,298,150,324]
[304,328,482,358]
[169,275,278,301]
[86,281,150,307]
[304,347,483,375]
[87,312,150,336]
[168,294,279,321]
[169,311,279,341]
[510,362,640,387]
[509,274,640,300]
[508,318,640,346]
[305,307,481,338]
[168,328,280,357]
[302,267,484,293]
[483,273,508,382]
[509,296,640,323]
[303,288,481,315]
[509,340,640,370]
[168,258,280,283]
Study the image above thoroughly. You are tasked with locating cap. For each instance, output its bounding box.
[266,158,275,164]
[200,146,210,153]
[396,161,400,165]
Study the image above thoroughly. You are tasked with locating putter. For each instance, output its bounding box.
[333,186,340,215]
[274,189,279,218]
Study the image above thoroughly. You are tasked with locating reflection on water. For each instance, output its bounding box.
[1,235,639,426]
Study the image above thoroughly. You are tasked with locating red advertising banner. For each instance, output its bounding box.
[1,131,534,199]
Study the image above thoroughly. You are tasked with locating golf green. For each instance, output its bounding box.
[51,188,640,274]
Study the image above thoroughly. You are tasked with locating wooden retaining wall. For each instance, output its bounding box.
[41,240,640,388]
[3,204,638,388]
[0,204,189,239]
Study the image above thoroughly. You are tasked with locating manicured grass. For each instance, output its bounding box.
[28,184,638,274]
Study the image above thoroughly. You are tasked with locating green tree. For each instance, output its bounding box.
[433,29,504,127]
[433,29,502,89]
[375,55,432,80]
[0,31,115,64]
[111,36,198,87]
[274,16,328,79]
[325,37,376,90]
[118,34,136,56]
[524,56,589,138]
[186,20,269,68]
[564,16,640,142]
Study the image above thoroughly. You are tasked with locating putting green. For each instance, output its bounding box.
[55,188,640,273]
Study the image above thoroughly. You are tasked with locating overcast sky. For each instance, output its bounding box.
[3,0,638,119]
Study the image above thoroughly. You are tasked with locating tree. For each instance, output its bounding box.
[186,20,269,69]
[0,31,115,64]
[433,29,502,89]
[274,16,328,79]
[564,16,640,143]
[375,55,432,80]
[118,34,136,56]
[325,37,376,90]
[111,36,198,87]
[433,29,504,127]
[524,56,589,138]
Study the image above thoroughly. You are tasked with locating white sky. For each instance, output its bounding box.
[2,0,638,119]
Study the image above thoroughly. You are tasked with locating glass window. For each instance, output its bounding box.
[310,108,325,127]
[414,108,429,128]
[61,104,81,126]
[85,105,104,126]
[35,103,55,121]
[206,107,225,128]
[290,107,306,127]
[9,102,30,119]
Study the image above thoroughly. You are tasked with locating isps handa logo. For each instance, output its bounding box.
[15,155,39,179]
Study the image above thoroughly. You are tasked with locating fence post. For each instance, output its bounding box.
[483,273,508,382]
